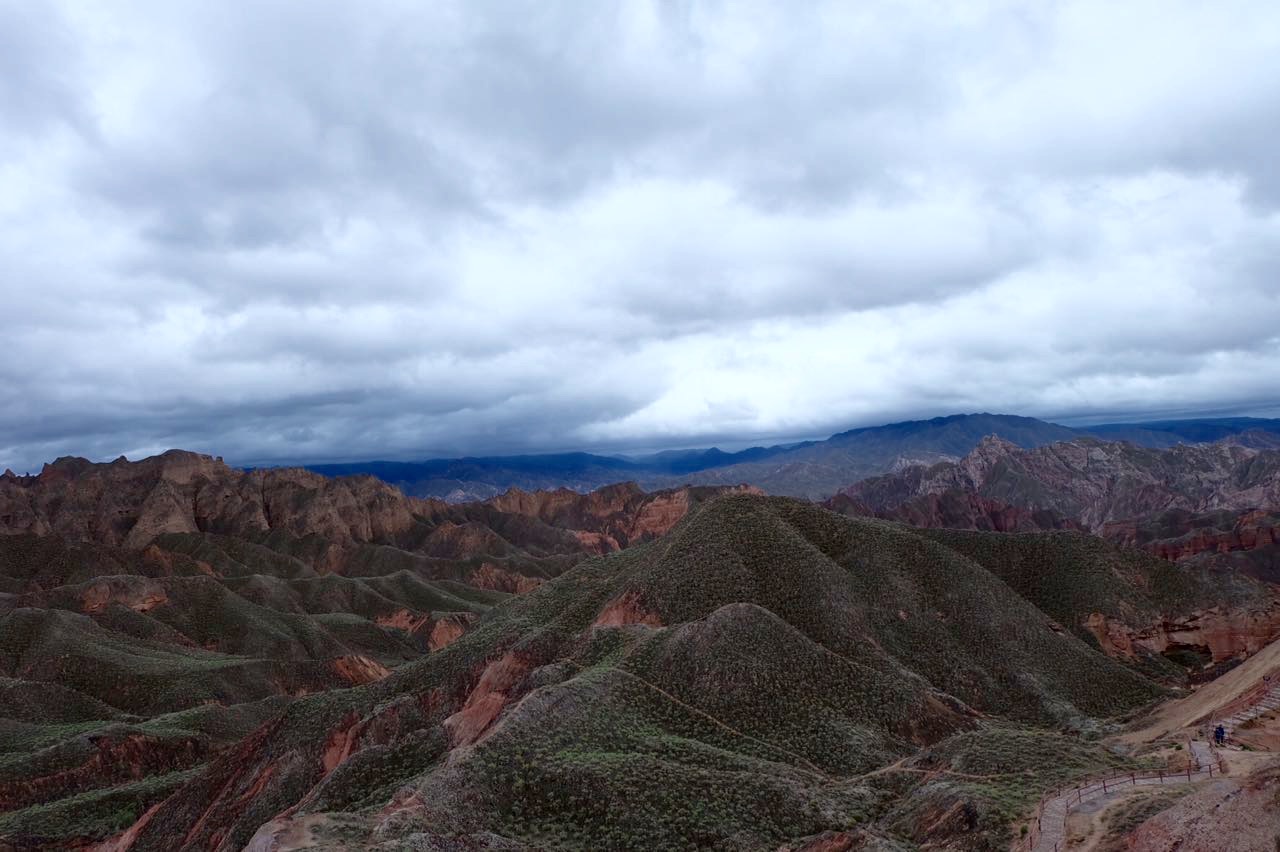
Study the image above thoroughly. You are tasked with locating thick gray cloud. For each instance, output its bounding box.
[2,0,1280,472]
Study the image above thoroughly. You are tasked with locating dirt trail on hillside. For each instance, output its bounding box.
[1042,641,1280,851]
[1027,740,1220,852]
[1124,763,1280,851]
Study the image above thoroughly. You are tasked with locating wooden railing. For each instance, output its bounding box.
[1213,677,1272,727]
[1015,743,1226,851]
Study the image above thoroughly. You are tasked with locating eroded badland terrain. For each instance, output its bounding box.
[2,428,1280,850]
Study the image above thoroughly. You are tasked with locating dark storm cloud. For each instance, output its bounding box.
[2,0,1279,473]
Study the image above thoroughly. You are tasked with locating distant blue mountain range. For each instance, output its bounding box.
[305,413,1280,501]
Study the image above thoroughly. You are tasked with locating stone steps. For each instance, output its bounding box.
[1218,685,1280,736]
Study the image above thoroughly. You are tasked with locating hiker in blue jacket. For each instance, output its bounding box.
[1214,724,1226,745]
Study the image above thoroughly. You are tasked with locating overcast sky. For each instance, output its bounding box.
[3,1,1279,471]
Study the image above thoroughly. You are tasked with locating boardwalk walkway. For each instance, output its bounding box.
[1020,668,1280,851]
[1026,743,1218,852]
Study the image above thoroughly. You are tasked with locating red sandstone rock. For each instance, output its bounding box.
[322,714,361,774]
[593,589,664,628]
[466,563,544,594]
[1084,602,1280,662]
[426,613,474,650]
[442,651,533,747]
[74,578,169,614]
[0,450,416,549]
[483,481,763,552]
[374,608,432,633]
[330,655,391,685]
[1103,508,1280,562]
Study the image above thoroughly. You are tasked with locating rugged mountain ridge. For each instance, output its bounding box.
[835,435,1280,533]
[0,454,763,850]
[826,437,1280,660]
[85,496,1270,852]
[0,450,419,551]
[301,414,1280,501]
[3,447,1280,849]
[0,451,756,586]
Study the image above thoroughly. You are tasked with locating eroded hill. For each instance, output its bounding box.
[1,494,1265,850]
[0,453,757,848]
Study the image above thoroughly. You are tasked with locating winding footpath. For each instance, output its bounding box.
[1026,741,1218,852]
[1022,665,1280,851]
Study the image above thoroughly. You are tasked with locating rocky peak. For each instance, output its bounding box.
[38,456,94,483]
[971,434,1020,454]
[957,434,1021,484]
[152,449,232,485]
[1,450,418,550]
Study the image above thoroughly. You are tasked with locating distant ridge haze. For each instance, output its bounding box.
[301,413,1280,502]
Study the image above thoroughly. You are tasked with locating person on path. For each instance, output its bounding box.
[1214,724,1226,745]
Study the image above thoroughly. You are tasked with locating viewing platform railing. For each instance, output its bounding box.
[1016,741,1225,852]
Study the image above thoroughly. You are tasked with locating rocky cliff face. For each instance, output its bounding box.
[829,438,1280,676]
[483,481,764,553]
[1102,508,1280,562]
[0,450,417,550]
[837,436,1280,533]
[825,489,1082,533]
[0,451,755,569]
[1084,600,1280,663]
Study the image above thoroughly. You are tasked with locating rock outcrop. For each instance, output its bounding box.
[1084,601,1280,663]
[483,481,764,552]
[834,435,1280,533]
[1102,508,1280,561]
[825,489,1082,533]
[0,450,417,550]
[0,452,758,571]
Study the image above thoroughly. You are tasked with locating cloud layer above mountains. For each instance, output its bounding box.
[3,0,1279,470]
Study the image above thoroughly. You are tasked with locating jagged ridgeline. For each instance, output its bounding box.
[33,495,1250,852]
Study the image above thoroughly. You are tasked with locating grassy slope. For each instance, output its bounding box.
[128,497,1186,852]
[0,524,510,848]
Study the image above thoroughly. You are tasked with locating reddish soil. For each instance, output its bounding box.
[593,589,664,628]
[330,656,391,685]
[442,652,533,747]
[466,563,543,594]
